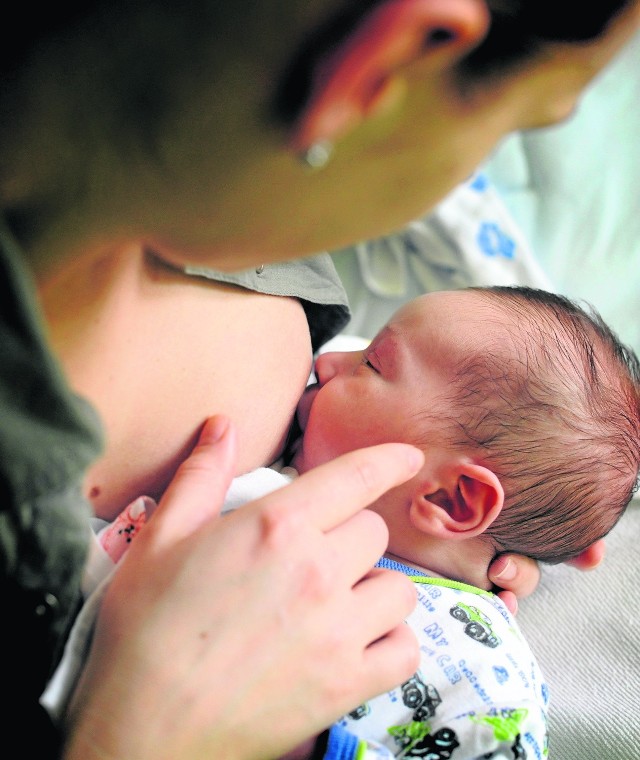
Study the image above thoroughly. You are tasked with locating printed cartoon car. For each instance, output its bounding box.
[390,724,460,760]
[347,703,370,720]
[511,734,526,760]
[413,726,459,759]
[450,603,501,648]
[401,674,442,720]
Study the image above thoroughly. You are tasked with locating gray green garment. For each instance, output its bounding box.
[0,221,104,753]
[183,254,350,352]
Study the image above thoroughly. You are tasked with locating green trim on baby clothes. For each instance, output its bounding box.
[409,575,496,599]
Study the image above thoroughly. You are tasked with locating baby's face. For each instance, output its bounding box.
[292,290,498,473]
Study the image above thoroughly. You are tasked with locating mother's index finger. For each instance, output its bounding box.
[262,443,424,532]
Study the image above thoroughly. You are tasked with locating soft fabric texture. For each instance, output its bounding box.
[485,30,640,357]
[517,502,640,759]
[0,220,104,757]
[332,169,551,340]
[336,564,548,760]
[183,254,350,352]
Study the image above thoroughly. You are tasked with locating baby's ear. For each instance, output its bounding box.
[410,463,504,539]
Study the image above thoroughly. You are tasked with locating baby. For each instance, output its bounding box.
[291,285,640,571]
[45,286,640,759]
[238,285,640,759]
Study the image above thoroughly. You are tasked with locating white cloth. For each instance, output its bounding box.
[339,567,548,760]
[40,528,115,721]
[221,466,296,513]
[332,171,552,340]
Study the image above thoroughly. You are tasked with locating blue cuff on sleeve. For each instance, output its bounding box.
[323,725,360,760]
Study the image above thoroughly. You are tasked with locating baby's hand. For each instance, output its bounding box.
[488,555,539,615]
[489,539,606,615]
[566,540,605,570]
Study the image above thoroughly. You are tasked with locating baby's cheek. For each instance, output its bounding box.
[300,419,343,471]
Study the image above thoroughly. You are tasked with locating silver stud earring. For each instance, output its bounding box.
[300,140,334,169]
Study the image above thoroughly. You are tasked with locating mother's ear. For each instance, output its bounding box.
[290,0,490,151]
[410,461,504,539]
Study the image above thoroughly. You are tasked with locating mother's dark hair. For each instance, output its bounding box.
[2,1,630,111]
[458,0,634,80]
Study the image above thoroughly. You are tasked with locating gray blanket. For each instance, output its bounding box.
[517,499,640,759]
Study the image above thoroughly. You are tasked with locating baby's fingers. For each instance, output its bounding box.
[566,539,605,570]
[488,554,540,600]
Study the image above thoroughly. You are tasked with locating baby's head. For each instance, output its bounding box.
[293,287,640,577]
[447,286,640,563]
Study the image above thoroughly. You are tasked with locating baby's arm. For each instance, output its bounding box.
[295,584,549,760]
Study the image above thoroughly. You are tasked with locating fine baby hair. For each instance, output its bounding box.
[443,285,640,564]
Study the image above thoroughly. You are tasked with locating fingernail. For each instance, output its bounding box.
[203,415,230,444]
[492,557,516,581]
[128,496,149,520]
[140,495,158,520]
[405,446,425,473]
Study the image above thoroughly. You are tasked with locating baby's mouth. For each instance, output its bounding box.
[295,382,320,433]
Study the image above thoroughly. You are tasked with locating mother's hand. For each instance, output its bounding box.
[65,416,424,760]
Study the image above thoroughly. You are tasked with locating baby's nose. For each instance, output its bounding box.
[314,351,359,385]
[314,352,340,386]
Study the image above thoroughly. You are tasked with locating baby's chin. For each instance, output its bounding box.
[289,441,309,474]
[295,383,319,433]
[289,385,320,473]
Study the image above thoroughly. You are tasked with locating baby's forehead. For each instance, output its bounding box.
[390,290,589,390]
[390,290,512,349]
[395,290,503,322]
